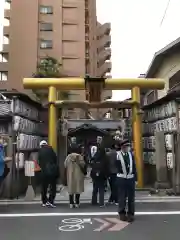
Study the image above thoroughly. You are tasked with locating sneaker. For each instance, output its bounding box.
[48,202,56,208]
[70,204,74,209]
[75,204,80,208]
[100,204,105,208]
[115,202,118,206]
[42,203,46,207]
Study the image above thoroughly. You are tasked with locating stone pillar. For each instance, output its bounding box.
[155,131,170,189]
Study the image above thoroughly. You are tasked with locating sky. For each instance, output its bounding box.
[0,0,180,100]
[97,0,180,100]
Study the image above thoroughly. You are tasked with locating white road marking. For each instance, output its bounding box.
[1,198,180,205]
[0,211,180,218]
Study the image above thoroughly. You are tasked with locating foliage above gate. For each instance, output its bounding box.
[33,56,63,78]
[32,56,70,101]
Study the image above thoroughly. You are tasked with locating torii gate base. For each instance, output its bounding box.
[23,77,165,188]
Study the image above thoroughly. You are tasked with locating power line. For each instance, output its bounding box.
[160,0,171,27]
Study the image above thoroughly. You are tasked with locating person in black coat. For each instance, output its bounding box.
[38,140,59,208]
[116,140,137,222]
[91,145,109,207]
[107,143,118,204]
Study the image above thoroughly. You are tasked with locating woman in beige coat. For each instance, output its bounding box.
[64,152,86,208]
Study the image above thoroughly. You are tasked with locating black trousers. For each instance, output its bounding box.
[117,178,135,216]
[92,178,105,205]
[69,194,80,204]
[41,175,57,204]
[108,173,117,203]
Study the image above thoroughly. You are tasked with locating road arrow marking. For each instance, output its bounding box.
[94,218,129,232]
[106,218,129,231]
[94,218,111,231]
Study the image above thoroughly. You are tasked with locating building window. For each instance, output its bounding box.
[0,53,8,62]
[40,40,53,49]
[144,90,158,105]
[0,72,8,81]
[40,6,53,14]
[40,22,53,31]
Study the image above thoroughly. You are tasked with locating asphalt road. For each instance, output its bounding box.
[0,202,180,240]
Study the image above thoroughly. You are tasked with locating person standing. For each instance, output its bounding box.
[89,145,97,165]
[38,140,59,208]
[96,136,103,146]
[91,145,108,207]
[68,137,80,155]
[64,151,86,208]
[0,139,5,181]
[116,140,137,222]
[107,143,118,204]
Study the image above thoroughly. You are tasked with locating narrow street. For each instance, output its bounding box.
[1,178,180,239]
[0,201,180,240]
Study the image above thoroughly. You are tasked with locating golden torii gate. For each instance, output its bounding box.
[23,77,165,187]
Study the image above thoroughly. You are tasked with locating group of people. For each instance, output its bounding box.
[38,135,137,223]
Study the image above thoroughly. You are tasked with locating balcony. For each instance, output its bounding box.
[98,61,112,77]
[2,44,9,53]
[85,34,89,42]
[3,26,9,36]
[4,9,10,19]
[98,48,111,63]
[97,23,111,38]
[98,35,111,50]
[0,62,8,72]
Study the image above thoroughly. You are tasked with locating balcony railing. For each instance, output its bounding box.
[2,44,9,53]
[3,26,9,36]
[97,23,111,38]
[4,9,10,19]
[98,35,111,50]
[98,61,112,77]
[97,48,111,63]
[85,34,89,42]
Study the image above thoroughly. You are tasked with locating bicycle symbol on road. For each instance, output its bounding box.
[58,218,92,232]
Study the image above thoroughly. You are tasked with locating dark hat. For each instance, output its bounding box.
[120,139,130,147]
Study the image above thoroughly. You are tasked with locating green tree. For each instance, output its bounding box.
[32,56,69,101]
